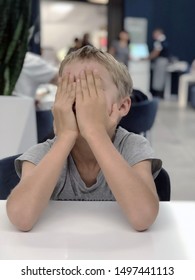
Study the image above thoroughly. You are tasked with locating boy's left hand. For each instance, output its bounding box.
[75,69,120,139]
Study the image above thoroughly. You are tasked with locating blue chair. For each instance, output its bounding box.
[119,98,159,137]
[154,168,171,201]
[0,154,21,199]
[36,110,54,143]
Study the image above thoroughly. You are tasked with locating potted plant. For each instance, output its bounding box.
[0,0,38,158]
[0,0,30,96]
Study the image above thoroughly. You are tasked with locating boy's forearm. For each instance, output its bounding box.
[85,131,159,231]
[6,135,76,231]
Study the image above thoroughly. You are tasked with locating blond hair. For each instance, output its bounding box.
[59,46,133,99]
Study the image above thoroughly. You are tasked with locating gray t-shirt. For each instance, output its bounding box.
[15,127,162,201]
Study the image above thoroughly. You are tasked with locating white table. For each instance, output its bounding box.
[0,201,195,260]
[164,61,189,100]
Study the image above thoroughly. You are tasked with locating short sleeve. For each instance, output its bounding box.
[14,138,55,178]
[114,127,162,179]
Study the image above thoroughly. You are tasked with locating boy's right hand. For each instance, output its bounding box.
[52,74,79,141]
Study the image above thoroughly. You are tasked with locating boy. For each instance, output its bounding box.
[6,46,162,232]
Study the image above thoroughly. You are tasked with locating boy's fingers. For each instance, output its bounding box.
[67,74,74,93]
[57,77,62,90]
[80,70,90,97]
[55,74,69,101]
[86,69,97,96]
[110,103,120,123]
[70,81,76,100]
[76,78,83,101]
[93,70,103,95]
[55,77,62,100]
[62,73,70,95]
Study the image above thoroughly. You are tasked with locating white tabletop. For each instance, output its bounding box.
[0,201,194,260]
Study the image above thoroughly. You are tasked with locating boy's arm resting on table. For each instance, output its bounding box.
[86,131,159,232]
[6,135,76,232]
[75,69,159,231]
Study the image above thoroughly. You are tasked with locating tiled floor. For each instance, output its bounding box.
[151,97,195,200]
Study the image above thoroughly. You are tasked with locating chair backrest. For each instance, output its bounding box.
[0,154,21,199]
[119,98,159,135]
[36,110,54,143]
[154,168,171,201]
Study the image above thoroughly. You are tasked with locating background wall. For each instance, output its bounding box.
[41,1,107,55]
[40,0,195,64]
[124,0,195,64]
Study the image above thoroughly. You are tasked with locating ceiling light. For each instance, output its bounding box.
[88,0,109,4]
[51,3,74,15]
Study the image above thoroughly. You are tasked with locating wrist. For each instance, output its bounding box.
[84,128,109,143]
[55,132,77,148]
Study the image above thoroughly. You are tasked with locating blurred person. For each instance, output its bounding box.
[67,37,82,55]
[147,28,170,98]
[81,32,93,47]
[148,28,169,61]
[7,46,161,232]
[108,30,130,67]
[13,51,58,99]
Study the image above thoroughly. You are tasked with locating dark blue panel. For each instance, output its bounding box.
[124,0,195,63]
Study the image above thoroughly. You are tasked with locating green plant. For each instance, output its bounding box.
[0,0,31,95]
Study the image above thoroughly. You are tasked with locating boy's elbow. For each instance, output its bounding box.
[128,202,159,232]
[132,222,151,232]
[6,202,35,232]
[7,213,34,232]
[15,221,34,232]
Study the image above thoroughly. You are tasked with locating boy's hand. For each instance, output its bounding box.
[52,74,78,140]
[75,69,120,139]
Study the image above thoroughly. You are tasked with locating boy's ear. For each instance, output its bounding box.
[118,97,131,117]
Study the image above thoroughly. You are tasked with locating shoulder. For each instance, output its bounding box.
[24,52,58,72]
[114,127,162,176]
[25,52,45,66]
[114,126,147,144]
[18,138,55,163]
[15,138,56,177]
[114,126,153,160]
